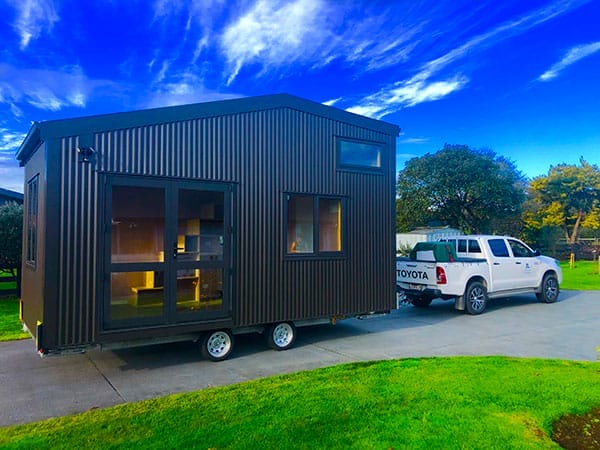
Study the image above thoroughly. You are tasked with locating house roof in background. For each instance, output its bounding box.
[0,187,24,201]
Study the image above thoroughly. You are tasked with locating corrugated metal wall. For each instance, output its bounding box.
[53,105,396,346]
[57,136,98,347]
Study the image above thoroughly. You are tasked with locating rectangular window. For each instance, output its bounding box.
[287,194,343,256]
[468,240,482,254]
[287,196,314,253]
[488,239,510,257]
[338,138,383,170]
[26,175,39,267]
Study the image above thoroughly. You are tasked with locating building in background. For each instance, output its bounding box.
[0,187,23,206]
[397,227,463,252]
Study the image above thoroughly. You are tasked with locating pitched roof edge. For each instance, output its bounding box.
[16,93,400,165]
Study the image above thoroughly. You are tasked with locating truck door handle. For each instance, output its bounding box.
[515,262,522,265]
[493,262,500,265]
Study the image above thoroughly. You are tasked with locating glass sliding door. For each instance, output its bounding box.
[109,185,166,322]
[174,188,227,318]
[104,177,231,329]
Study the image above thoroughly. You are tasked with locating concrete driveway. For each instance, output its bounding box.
[1,290,598,427]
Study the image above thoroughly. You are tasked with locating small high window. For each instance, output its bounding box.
[287,194,343,256]
[26,175,39,267]
[338,138,383,170]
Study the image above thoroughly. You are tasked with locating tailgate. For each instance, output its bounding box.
[396,258,437,288]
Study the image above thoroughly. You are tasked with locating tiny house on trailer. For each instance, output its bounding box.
[16,93,399,360]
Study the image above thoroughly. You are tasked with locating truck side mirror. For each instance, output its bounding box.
[533,249,541,256]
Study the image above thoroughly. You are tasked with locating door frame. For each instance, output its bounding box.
[100,174,233,331]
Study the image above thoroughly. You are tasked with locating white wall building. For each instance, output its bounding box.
[396,227,463,252]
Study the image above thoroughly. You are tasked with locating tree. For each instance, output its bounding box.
[0,201,23,295]
[396,144,526,234]
[526,159,600,244]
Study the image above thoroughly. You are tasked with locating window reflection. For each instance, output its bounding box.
[110,271,164,320]
[176,269,223,313]
[287,196,314,253]
[177,190,224,261]
[111,186,165,263]
[319,199,341,252]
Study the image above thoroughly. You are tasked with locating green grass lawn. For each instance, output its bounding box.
[0,356,598,448]
[559,260,600,290]
[0,264,597,447]
[0,296,28,342]
[0,270,17,292]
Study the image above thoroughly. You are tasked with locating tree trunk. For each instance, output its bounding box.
[568,210,584,244]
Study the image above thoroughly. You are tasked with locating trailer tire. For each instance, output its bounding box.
[408,295,433,308]
[200,329,234,361]
[536,273,560,303]
[266,322,296,351]
[464,281,488,315]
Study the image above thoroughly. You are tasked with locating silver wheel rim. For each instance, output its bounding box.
[545,278,558,300]
[272,323,294,348]
[206,331,231,358]
[468,286,486,312]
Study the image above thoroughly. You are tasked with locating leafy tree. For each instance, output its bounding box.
[0,201,23,295]
[396,144,526,234]
[525,159,600,244]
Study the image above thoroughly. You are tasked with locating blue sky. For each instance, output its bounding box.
[1,0,599,193]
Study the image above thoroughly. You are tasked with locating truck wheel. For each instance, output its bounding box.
[200,329,234,361]
[465,281,488,315]
[408,295,433,308]
[266,322,296,350]
[536,273,560,303]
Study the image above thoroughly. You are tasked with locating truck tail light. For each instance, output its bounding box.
[436,267,447,284]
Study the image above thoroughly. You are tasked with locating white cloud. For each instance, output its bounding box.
[322,97,341,107]
[144,71,242,108]
[219,0,428,84]
[8,0,59,50]
[344,0,589,118]
[347,75,468,119]
[0,64,110,113]
[539,41,600,81]
[0,128,27,152]
[221,0,327,84]
[399,137,429,145]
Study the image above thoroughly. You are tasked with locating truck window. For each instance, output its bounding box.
[508,239,533,258]
[488,239,510,257]
[457,239,467,252]
[468,240,482,253]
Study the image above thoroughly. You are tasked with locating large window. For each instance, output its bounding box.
[287,195,343,256]
[26,175,39,267]
[338,138,383,170]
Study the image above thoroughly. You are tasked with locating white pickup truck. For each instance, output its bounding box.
[396,235,562,315]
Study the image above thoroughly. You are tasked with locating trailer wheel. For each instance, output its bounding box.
[200,329,234,361]
[536,273,560,303]
[266,322,296,351]
[464,281,488,315]
[407,295,433,308]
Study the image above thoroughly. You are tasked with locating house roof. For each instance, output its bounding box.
[16,93,400,166]
[0,187,24,201]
